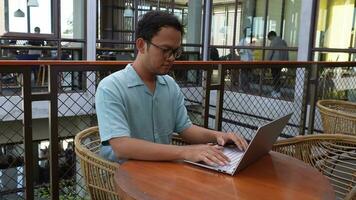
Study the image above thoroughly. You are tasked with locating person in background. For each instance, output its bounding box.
[209,47,220,61]
[27,27,44,85]
[95,11,248,167]
[267,31,289,98]
[28,27,44,55]
[224,48,240,87]
[238,28,254,62]
[237,28,254,91]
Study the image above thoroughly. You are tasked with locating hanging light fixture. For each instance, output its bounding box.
[123,3,133,18]
[14,9,25,17]
[28,0,39,7]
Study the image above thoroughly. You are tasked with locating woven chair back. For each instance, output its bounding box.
[317,100,356,135]
[273,134,356,200]
[74,126,120,200]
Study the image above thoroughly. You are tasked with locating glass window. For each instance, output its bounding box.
[253,0,267,45]
[267,0,283,39]
[8,0,28,32]
[284,0,300,47]
[29,0,52,34]
[61,0,84,39]
[211,4,237,47]
[61,41,84,60]
[266,0,300,61]
[314,0,356,61]
[3,0,52,34]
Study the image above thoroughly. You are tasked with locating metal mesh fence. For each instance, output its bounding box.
[0,62,355,199]
[174,69,205,126]
[0,72,25,200]
[315,66,356,133]
[221,66,309,140]
[55,70,97,199]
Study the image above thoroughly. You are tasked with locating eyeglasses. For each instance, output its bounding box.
[146,40,182,59]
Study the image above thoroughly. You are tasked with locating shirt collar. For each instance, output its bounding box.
[126,64,166,88]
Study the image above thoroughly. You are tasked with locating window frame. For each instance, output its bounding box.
[2,0,58,39]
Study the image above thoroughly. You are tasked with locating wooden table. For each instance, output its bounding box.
[115,151,335,200]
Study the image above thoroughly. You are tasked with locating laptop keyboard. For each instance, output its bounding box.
[214,147,244,173]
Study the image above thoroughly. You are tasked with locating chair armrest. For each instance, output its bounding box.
[344,185,356,200]
[171,134,188,146]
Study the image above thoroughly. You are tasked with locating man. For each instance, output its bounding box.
[95,11,248,167]
[27,27,44,85]
[28,27,44,51]
[267,31,289,98]
[209,47,220,61]
[225,48,240,87]
[237,27,254,91]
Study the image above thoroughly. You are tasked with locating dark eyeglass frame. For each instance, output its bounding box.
[146,40,182,59]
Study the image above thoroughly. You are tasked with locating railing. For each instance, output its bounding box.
[0,60,355,200]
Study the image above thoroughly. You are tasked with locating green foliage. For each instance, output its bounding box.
[34,179,90,200]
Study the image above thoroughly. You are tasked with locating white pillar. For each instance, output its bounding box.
[73,0,85,41]
[86,0,97,61]
[187,0,202,81]
[297,0,314,61]
[86,0,97,116]
[202,0,212,61]
[72,0,85,60]
[0,0,5,35]
[294,0,314,133]
[201,0,212,128]
[187,0,202,52]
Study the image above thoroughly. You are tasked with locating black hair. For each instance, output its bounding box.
[268,31,277,38]
[34,27,40,32]
[136,10,184,41]
[209,47,220,61]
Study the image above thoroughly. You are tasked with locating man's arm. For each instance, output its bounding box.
[109,137,185,161]
[109,136,230,166]
[180,125,248,150]
[179,125,217,144]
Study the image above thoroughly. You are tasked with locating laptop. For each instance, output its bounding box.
[185,113,292,175]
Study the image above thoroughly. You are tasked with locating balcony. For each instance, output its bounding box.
[0,60,355,200]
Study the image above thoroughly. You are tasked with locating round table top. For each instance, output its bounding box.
[115,151,335,200]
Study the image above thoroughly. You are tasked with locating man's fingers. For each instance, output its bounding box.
[213,144,224,150]
[226,133,247,151]
[203,157,217,167]
[204,150,229,166]
[207,153,225,166]
[233,138,244,151]
[212,145,230,164]
[236,134,248,150]
[241,136,249,149]
[217,137,225,146]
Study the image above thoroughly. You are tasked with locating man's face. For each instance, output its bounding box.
[143,26,182,75]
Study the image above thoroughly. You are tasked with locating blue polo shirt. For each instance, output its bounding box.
[95,64,192,162]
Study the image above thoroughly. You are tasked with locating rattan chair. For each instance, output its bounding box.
[74,126,120,200]
[317,100,356,135]
[171,133,188,146]
[273,134,356,200]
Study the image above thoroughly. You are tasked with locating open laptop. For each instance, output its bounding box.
[185,113,292,175]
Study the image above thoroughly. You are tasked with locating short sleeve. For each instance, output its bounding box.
[173,82,192,133]
[95,81,131,144]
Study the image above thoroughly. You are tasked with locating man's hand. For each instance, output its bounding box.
[215,132,248,151]
[181,144,230,166]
